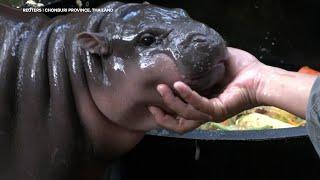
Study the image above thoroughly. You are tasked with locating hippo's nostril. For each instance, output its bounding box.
[187,33,207,43]
[180,33,209,49]
[191,35,207,43]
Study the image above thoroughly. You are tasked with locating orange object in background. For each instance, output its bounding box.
[298,66,320,75]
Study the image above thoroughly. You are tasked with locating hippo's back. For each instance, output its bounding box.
[0,4,90,179]
[0,4,48,57]
[0,4,47,123]
[0,4,48,21]
[0,5,50,179]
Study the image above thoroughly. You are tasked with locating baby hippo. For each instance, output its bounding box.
[0,1,227,180]
[78,2,227,131]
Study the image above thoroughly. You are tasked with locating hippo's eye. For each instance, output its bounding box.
[139,33,156,46]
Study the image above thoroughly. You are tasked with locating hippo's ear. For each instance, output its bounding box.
[77,32,110,55]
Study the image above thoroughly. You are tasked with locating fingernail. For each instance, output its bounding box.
[156,84,165,97]
[174,82,187,96]
[148,106,156,115]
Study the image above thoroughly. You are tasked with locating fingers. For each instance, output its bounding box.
[172,81,245,122]
[173,81,213,115]
[148,106,204,134]
[147,84,211,134]
[148,83,240,134]
[157,84,212,121]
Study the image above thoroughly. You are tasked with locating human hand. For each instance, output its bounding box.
[148,47,269,133]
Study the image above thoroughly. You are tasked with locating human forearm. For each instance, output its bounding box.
[257,66,317,118]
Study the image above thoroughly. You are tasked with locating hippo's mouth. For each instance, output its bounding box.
[183,59,226,97]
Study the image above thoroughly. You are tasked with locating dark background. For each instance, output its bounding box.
[120,135,320,180]
[14,0,320,70]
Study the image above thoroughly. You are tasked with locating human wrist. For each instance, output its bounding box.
[256,65,317,117]
[255,65,286,105]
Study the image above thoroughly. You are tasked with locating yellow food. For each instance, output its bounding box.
[235,113,295,129]
[199,106,305,131]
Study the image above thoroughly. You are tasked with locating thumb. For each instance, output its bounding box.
[209,86,254,121]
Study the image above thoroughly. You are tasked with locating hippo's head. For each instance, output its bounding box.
[77,2,227,131]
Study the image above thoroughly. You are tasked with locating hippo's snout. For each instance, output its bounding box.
[173,24,227,94]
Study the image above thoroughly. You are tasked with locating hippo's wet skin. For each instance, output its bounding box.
[0,2,227,180]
